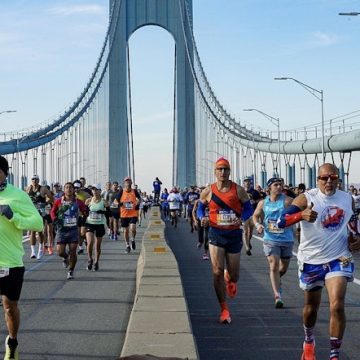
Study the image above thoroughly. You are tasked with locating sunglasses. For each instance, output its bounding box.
[317,174,338,181]
[216,167,230,171]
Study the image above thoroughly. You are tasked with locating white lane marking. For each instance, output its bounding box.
[252,234,360,287]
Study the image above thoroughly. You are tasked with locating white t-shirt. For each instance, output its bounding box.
[167,193,183,210]
[298,188,352,264]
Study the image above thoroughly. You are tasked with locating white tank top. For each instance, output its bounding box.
[298,188,352,264]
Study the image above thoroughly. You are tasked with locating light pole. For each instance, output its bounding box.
[274,77,325,162]
[243,108,281,177]
[0,110,17,116]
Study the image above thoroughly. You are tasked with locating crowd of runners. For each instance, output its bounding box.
[1,152,360,359]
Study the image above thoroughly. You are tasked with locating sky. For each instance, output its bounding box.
[1,0,360,192]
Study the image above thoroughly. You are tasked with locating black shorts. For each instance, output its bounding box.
[55,228,79,245]
[110,208,120,220]
[43,214,53,224]
[121,217,138,228]
[85,223,106,237]
[0,267,25,301]
[208,227,243,254]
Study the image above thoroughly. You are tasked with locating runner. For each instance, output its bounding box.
[242,177,261,256]
[152,177,162,205]
[167,187,183,228]
[108,181,121,240]
[118,177,141,253]
[26,174,54,260]
[252,177,295,308]
[50,182,88,279]
[185,186,200,233]
[85,184,109,271]
[197,157,253,323]
[278,163,360,360]
[73,180,91,254]
[192,195,210,260]
[0,155,43,360]
[160,188,170,220]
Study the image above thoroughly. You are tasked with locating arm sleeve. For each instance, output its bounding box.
[50,199,60,221]
[10,192,43,232]
[277,205,302,228]
[241,200,254,222]
[197,201,206,220]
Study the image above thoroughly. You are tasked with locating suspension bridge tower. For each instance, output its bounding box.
[109,0,196,187]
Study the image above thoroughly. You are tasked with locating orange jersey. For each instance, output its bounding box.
[120,190,139,218]
[209,181,242,230]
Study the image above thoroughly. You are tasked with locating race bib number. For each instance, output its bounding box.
[63,216,77,227]
[124,201,133,210]
[89,211,102,221]
[110,202,119,209]
[0,268,10,278]
[267,219,284,234]
[216,210,236,226]
[169,202,180,210]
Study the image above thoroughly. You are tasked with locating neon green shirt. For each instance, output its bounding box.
[0,183,43,268]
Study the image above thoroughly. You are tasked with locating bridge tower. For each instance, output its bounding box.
[109,0,196,187]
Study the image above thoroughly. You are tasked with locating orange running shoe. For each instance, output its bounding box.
[48,246,54,255]
[219,308,231,324]
[224,269,237,298]
[301,341,316,360]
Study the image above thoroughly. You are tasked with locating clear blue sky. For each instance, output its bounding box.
[1,0,360,191]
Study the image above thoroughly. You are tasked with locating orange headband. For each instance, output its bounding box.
[215,157,230,169]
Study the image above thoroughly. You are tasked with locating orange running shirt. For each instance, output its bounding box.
[209,181,242,230]
[120,190,139,218]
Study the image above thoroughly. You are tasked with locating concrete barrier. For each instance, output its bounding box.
[120,208,199,360]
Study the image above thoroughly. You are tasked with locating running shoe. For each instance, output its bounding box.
[4,336,19,360]
[131,240,136,250]
[77,247,84,255]
[37,248,44,260]
[62,257,69,268]
[202,253,209,260]
[30,251,36,259]
[125,245,131,254]
[114,234,118,241]
[93,262,99,271]
[301,341,316,360]
[219,308,231,324]
[67,271,74,280]
[197,242,202,249]
[48,246,54,255]
[275,297,284,309]
[224,269,237,298]
[87,259,93,271]
[246,249,252,256]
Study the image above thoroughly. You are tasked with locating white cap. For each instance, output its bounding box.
[92,183,102,190]
[32,174,39,180]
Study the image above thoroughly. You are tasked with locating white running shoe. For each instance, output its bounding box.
[37,248,44,260]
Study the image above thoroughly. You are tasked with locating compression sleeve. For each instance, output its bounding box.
[241,200,253,222]
[197,201,206,220]
[277,205,302,228]
[348,213,359,234]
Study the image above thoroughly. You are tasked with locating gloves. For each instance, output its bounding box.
[0,205,13,220]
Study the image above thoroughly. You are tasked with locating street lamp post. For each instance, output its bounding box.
[243,108,281,177]
[0,110,17,116]
[274,77,325,162]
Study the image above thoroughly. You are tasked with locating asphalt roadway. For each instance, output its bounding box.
[165,217,360,360]
[0,221,148,360]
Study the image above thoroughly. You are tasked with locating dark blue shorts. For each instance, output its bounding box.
[55,228,79,245]
[299,258,354,291]
[208,227,243,254]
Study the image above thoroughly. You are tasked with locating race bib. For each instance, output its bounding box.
[216,210,236,226]
[110,202,119,209]
[89,211,102,221]
[63,216,77,227]
[169,202,180,210]
[267,219,284,234]
[0,268,10,278]
[124,201,133,210]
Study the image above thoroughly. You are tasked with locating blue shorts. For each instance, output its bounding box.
[299,258,354,291]
[263,241,293,259]
[208,227,243,254]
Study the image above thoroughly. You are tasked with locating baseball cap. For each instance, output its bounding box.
[32,174,40,180]
[124,176,132,183]
[244,177,251,182]
[92,183,102,190]
[73,180,81,189]
[267,177,281,187]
